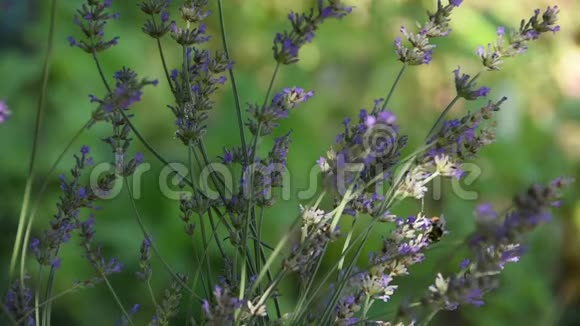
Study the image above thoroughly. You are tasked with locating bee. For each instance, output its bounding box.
[427,215,446,243]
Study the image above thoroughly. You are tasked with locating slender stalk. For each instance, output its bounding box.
[241,62,281,284]
[124,178,202,300]
[249,215,299,292]
[255,208,264,280]
[92,52,112,92]
[189,144,214,296]
[188,217,225,324]
[254,272,285,309]
[260,189,354,321]
[380,64,407,112]
[425,95,460,141]
[207,208,228,257]
[151,16,175,95]
[424,67,482,140]
[217,0,248,164]
[249,222,282,319]
[101,273,134,326]
[34,270,41,326]
[9,0,59,278]
[247,62,280,164]
[362,297,374,321]
[120,109,197,187]
[320,226,374,324]
[42,253,59,326]
[293,228,370,324]
[421,308,440,326]
[261,63,281,111]
[337,219,357,278]
[146,279,159,309]
[292,241,328,321]
[156,38,175,94]
[190,231,211,300]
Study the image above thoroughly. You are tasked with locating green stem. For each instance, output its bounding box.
[92,52,111,92]
[247,62,280,164]
[9,0,59,278]
[120,109,197,187]
[320,227,373,324]
[425,95,460,141]
[337,219,357,278]
[146,278,159,309]
[362,296,374,321]
[124,178,202,300]
[217,0,248,164]
[380,64,407,112]
[42,251,59,326]
[242,63,281,273]
[101,273,134,326]
[189,144,214,296]
[421,308,440,326]
[254,208,264,280]
[151,15,175,95]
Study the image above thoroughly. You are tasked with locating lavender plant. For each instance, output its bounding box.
[2,1,571,325]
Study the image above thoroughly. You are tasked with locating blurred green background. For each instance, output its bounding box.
[1,0,580,325]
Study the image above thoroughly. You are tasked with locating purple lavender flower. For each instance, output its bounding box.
[139,0,171,15]
[478,7,560,70]
[453,66,491,100]
[3,276,35,326]
[0,100,11,124]
[497,26,505,36]
[137,235,153,280]
[170,21,211,46]
[283,87,314,108]
[475,202,497,221]
[421,179,572,314]
[269,131,292,166]
[202,282,242,325]
[223,149,234,164]
[179,0,211,22]
[91,67,155,114]
[149,273,188,325]
[33,146,100,267]
[246,87,314,137]
[320,102,406,214]
[395,27,435,65]
[396,0,462,64]
[135,152,144,164]
[273,0,353,64]
[424,97,506,179]
[69,0,120,53]
[168,47,232,145]
[334,294,362,324]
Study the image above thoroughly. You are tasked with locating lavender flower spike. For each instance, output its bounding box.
[453,66,491,100]
[478,6,560,70]
[273,0,353,64]
[69,0,120,53]
[0,100,11,124]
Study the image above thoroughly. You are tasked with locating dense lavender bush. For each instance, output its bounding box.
[2,0,571,325]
